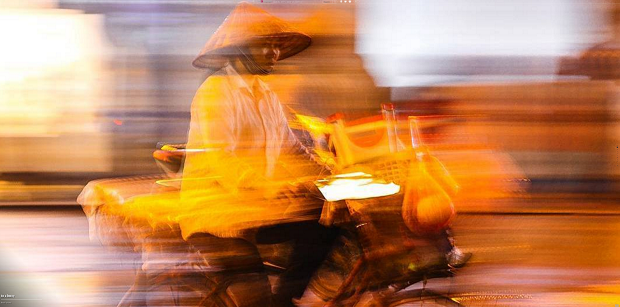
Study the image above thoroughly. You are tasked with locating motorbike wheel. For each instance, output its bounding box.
[386,289,463,307]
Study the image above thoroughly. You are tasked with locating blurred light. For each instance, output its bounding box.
[0,9,107,137]
[316,172,400,201]
[357,0,605,86]
[0,11,84,83]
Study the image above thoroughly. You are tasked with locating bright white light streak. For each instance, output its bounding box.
[316,172,400,201]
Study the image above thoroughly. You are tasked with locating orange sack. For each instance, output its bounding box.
[402,151,456,234]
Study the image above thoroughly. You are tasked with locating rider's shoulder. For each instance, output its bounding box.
[196,69,233,97]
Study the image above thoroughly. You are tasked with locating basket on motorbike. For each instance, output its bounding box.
[327,107,456,255]
[310,110,458,302]
[310,151,456,304]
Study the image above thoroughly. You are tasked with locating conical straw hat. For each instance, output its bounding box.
[193,2,311,70]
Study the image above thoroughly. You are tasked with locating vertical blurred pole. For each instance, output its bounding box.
[408,116,422,150]
[408,116,426,164]
[381,103,399,153]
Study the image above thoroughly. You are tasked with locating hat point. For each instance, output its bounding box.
[192,2,311,70]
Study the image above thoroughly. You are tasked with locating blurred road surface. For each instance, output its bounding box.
[0,204,619,307]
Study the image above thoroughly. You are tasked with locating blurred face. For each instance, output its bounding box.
[244,37,281,74]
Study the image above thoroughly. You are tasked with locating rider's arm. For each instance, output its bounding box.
[274,100,331,188]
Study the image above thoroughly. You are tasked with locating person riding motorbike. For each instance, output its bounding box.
[181,3,337,307]
[180,2,471,307]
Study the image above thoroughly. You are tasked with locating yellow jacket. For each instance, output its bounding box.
[179,64,328,238]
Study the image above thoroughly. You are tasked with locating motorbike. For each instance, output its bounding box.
[144,113,465,307]
[79,109,470,307]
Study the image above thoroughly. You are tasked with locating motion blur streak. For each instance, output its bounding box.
[1,0,620,307]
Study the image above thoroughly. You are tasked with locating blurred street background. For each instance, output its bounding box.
[1,0,620,306]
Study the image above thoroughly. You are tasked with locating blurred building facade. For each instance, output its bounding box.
[1,0,619,204]
[357,0,620,194]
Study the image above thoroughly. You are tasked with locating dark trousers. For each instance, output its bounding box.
[188,221,338,307]
[256,221,339,306]
[187,234,274,307]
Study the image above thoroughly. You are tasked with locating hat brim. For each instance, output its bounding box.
[192,32,311,70]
